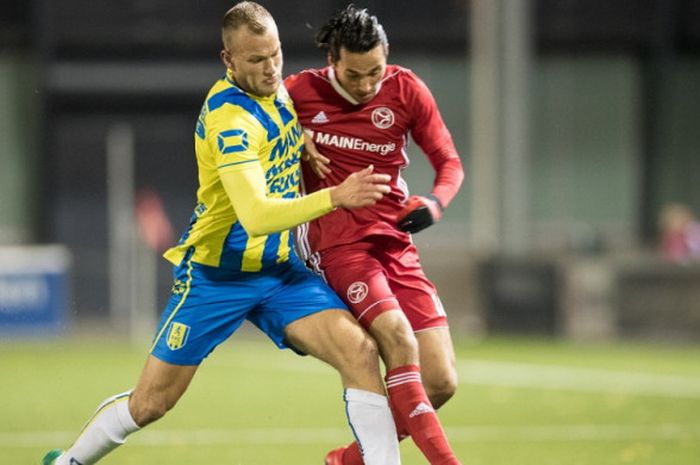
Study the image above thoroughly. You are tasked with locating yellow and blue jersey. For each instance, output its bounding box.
[164,71,304,272]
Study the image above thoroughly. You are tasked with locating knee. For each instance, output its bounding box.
[425,371,458,408]
[129,392,174,427]
[373,316,419,363]
[343,331,380,369]
[390,325,419,354]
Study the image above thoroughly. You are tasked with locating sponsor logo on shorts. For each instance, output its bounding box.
[167,322,190,350]
[371,107,395,129]
[347,281,369,304]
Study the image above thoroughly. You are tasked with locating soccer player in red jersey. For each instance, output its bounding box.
[41,3,401,465]
[285,5,464,465]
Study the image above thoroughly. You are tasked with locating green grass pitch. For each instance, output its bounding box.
[2,331,700,465]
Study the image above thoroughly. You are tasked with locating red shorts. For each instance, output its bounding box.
[309,236,448,331]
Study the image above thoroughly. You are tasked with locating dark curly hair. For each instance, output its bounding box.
[315,5,388,62]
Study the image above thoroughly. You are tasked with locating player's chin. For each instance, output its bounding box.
[355,91,377,103]
[259,80,279,96]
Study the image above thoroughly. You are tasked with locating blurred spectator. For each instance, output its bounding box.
[659,203,700,262]
[134,188,174,253]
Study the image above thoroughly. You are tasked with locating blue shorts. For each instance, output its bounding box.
[150,251,347,365]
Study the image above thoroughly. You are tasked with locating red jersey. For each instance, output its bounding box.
[285,65,463,257]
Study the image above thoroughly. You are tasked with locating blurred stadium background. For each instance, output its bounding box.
[1,1,700,464]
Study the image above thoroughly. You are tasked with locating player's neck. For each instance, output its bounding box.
[328,67,361,105]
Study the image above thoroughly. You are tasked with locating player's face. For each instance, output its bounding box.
[221,21,283,97]
[332,45,387,104]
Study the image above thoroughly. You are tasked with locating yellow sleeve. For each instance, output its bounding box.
[208,110,261,170]
[220,162,334,237]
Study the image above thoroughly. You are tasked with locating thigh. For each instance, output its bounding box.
[150,260,262,365]
[318,245,401,329]
[284,309,363,366]
[284,308,384,394]
[381,241,448,331]
[248,260,347,351]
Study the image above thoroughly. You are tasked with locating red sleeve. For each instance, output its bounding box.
[403,71,464,208]
[430,157,464,208]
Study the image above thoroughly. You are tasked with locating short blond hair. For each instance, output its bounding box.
[222,1,274,47]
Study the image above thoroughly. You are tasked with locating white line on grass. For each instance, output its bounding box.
[3,424,700,448]
[209,356,700,398]
[447,423,700,442]
[456,360,700,398]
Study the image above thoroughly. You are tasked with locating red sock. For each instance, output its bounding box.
[385,365,460,465]
[337,365,459,465]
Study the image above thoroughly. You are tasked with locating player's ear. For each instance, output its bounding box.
[220,49,233,70]
[326,53,334,67]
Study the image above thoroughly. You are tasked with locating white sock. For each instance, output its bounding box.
[56,390,140,465]
[344,388,401,465]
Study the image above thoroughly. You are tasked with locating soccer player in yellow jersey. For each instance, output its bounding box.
[42,3,401,465]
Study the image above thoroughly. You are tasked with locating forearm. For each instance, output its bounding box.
[431,157,464,208]
[242,189,334,236]
[221,165,334,237]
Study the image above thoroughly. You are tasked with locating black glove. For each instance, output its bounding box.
[397,194,443,234]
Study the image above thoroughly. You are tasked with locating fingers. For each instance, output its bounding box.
[313,161,332,179]
[366,173,391,184]
[371,183,391,194]
[342,183,387,208]
[315,152,331,164]
[350,166,390,196]
[305,154,330,179]
[359,181,390,204]
[355,193,382,207]
[361,166,390,181]
[356,173,391,194]
[353,166,388,182]
[305,144,330,163]
[302,130,333,179]
[333,165,394,209]
[303,148,332,179]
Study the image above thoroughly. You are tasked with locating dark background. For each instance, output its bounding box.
[2,0,699,331]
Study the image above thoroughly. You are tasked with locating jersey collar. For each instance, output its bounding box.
[328,66,384,106]
[225,69,281,103]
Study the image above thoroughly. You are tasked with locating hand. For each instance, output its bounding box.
[303,129,331,179]
[330,165,391,209]
[397,195,443,234]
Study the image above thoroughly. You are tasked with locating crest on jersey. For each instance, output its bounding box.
[371,107,394,129]
[217,129,249,154]
[347,281,369,304]
[167,322,191,350]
